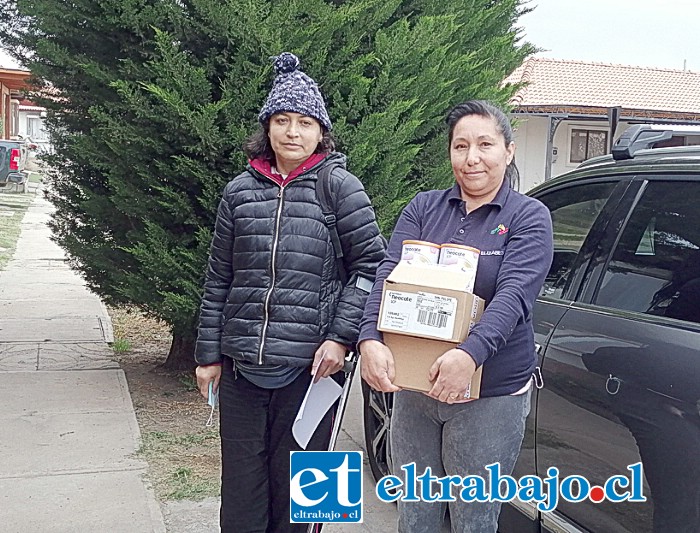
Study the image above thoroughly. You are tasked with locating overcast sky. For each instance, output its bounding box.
[518,0,700,71]
[0,49,19,69]
[2,1,697,72]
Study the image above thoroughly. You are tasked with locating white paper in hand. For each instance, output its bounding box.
[293,376,342,449]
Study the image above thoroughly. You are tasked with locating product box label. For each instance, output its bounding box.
[379,290,457,340]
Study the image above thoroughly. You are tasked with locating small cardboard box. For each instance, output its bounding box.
[383,334,484,397]
[377,262,485,396]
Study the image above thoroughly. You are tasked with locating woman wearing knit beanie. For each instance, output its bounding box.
[194,53,385,532]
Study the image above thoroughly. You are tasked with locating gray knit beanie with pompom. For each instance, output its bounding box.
[258,52,332,131]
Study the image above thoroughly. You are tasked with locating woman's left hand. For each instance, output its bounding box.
[427,348,477,403]
[311,340,347,383]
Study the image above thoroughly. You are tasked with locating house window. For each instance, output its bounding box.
[27,116,45,140]
[570,129,608,163]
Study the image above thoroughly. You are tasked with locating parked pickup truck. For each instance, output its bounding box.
[0,139,29,193]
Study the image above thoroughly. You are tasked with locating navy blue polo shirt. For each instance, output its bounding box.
[359,180,553,397]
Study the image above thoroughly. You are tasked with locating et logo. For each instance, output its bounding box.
[289,451,363,523]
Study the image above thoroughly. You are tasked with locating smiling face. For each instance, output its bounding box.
[450,114,515,209]
[268,112,323,175]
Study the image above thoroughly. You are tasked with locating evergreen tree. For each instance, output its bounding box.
[0,0,532,369]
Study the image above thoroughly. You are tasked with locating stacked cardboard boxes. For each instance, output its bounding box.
[377,261,485,398]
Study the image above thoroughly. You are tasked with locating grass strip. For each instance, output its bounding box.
[138,429,221,500]
[0,191,34,270]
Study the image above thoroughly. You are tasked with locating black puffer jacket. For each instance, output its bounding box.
[195,153,385,367]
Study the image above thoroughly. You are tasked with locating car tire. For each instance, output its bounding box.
[361,379,394,482]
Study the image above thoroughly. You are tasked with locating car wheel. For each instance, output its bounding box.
[361,379,394,482]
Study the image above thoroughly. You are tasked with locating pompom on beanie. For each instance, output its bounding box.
[258,52,332,131]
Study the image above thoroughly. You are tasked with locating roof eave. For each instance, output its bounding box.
[0,68,32,91]
[511,105,700,123]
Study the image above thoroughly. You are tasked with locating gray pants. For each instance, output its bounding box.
[391,390,531,533]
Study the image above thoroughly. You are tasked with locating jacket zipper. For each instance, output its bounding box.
[258,184,285,364]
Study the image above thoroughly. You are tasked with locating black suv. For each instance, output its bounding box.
[362,125,700,533]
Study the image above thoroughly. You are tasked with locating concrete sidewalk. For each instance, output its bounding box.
[0,187,401,533]
[0,189,165,532]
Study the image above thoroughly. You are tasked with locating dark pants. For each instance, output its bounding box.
[219,357,336,533]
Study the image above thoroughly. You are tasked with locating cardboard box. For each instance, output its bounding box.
[378,262,485,396]
[384,334,484,397]
[378,262,484,342]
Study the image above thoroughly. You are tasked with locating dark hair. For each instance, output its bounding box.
[446,100,520,189]
[243,120,336,161]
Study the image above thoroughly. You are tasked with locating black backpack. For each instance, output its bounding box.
[316,163,348,285]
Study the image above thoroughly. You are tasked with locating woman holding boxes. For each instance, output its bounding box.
[359,100,553,532]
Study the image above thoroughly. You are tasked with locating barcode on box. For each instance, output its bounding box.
[417,309,448,329]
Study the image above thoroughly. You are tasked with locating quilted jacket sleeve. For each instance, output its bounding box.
[194,185,235,365]
[326,169,386,347]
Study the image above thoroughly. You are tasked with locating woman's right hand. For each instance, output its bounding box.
[195,364,222,399]
[359,340,401,393]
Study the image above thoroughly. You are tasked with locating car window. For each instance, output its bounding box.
[536,182,616,299]
[595,181,700,325]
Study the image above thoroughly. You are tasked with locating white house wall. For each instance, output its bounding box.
[512,115,549,192]
[18,109,28,136]
[512,115,633,193]
[18,108,51,152]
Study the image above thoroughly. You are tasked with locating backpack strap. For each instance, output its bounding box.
[316,164,348,285]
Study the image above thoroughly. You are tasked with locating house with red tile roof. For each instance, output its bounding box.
[0,62,50,151]
[17,98,49,151]
[504,58,700,191]
[0,67,31,139]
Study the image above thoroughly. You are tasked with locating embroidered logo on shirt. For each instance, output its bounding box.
[490,224,509,235]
